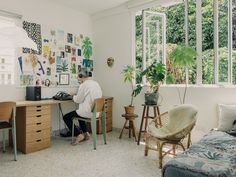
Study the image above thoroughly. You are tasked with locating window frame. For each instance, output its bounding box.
[133,0,235,86]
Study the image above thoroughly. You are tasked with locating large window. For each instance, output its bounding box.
[232,0,236,83]
[0,16,17,85]
[135,0,236,86]
[202,0,214,84]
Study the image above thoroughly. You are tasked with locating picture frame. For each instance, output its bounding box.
[59,73,70,85]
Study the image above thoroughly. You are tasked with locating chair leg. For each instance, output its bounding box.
[144,133,150,156]
[131,120,137,142]
[101,112,107,144]
[128,120,131,138]
[91,117,97,150]
[2,130,5,153]
[119,120,128,139]
[172,144,176,155]
[12,118,17,161]
[71,118,75,144]
[178,142,185,151]
[187,132,191,148]
[159,142,164,169]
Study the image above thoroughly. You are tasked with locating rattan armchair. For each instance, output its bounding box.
[144,104,198,168]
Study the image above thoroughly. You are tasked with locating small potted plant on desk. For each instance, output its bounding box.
[121,65,137,114]
[133,61,166,105]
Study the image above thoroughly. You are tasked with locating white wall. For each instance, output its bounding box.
[93,8,236,141]
[93,10,133,132]
[0,0,93,131]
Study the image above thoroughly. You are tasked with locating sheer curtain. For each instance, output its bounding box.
[0,10,37,85]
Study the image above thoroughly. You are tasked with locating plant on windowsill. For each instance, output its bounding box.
[133,61,166,105]
[121,65,137,114]
[166,44,197,104]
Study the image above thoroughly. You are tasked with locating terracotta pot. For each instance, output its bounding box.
[124,106,134,114]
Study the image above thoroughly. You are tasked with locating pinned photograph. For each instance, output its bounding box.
[65,45,71,53]
[47,67,51,76]
[78,65,82,72]
[61,51,65,58]
[74,35,81,46]
[72,47,76,56]
[77,48,81,56]
[67,33,73,43]
[56,56,62,73]
[20,75,34,86]
[59,73,69,85]
[44,79,51,87]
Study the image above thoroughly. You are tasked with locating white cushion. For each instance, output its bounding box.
[217,104,236,131]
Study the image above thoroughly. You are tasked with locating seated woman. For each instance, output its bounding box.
[60,68,102,145]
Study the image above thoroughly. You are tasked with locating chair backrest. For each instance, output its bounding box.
[0,102,16,120]
[91,98,104,115]
[166,104,198,136]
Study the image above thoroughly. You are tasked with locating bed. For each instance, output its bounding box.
[162,130,236,177]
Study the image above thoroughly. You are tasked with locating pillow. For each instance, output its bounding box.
[226,120,236,137]
[217,104,236,131]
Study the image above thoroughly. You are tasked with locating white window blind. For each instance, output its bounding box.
[0,14,20,85]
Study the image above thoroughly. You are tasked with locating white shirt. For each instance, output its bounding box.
[73,79,102,118]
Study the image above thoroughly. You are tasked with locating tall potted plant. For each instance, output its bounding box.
[122,65,136,114]
[166,45,197,104]
[133,61,166,105]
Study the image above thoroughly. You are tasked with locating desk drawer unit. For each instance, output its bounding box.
[97,97,113,134]
[16,105,51,154]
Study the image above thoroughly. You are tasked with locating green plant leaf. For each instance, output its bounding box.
[82,37,93,59]
[170,45,197,68]
[166,74,176,84]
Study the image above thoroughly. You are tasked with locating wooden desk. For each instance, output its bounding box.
[16,99,71,107]
[15,99,71,154]
[15,98,113,153]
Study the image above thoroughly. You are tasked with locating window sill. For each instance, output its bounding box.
[161,84,236,89]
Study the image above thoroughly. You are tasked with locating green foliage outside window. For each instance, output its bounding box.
[136,0,236,85]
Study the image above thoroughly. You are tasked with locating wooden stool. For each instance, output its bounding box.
[137,104,161,145]
[119,113,138,141]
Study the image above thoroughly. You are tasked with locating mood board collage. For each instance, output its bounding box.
[18,21,93,87]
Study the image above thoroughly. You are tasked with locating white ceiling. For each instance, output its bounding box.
[46,0,182,15]
[48,0,131,15]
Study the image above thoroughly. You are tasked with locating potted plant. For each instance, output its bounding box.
[121,65,136,114]
[166,44,197,104]
[133,61,166,105]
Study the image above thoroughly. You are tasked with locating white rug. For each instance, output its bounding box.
[0,131,163,177]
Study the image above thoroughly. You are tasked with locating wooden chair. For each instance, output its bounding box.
[0,102,17,161]
[71,98,106,150]
[145,104,198,168]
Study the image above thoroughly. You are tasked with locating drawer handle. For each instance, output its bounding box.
[36,139,41,142]
[36,110,42,112]
[36,130,42,133]
[36,115,42,117]
[36,106,42,108]
[36,122,42,125]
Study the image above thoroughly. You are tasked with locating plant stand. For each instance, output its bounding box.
[137,104,161,145]
[119,113,138,141]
